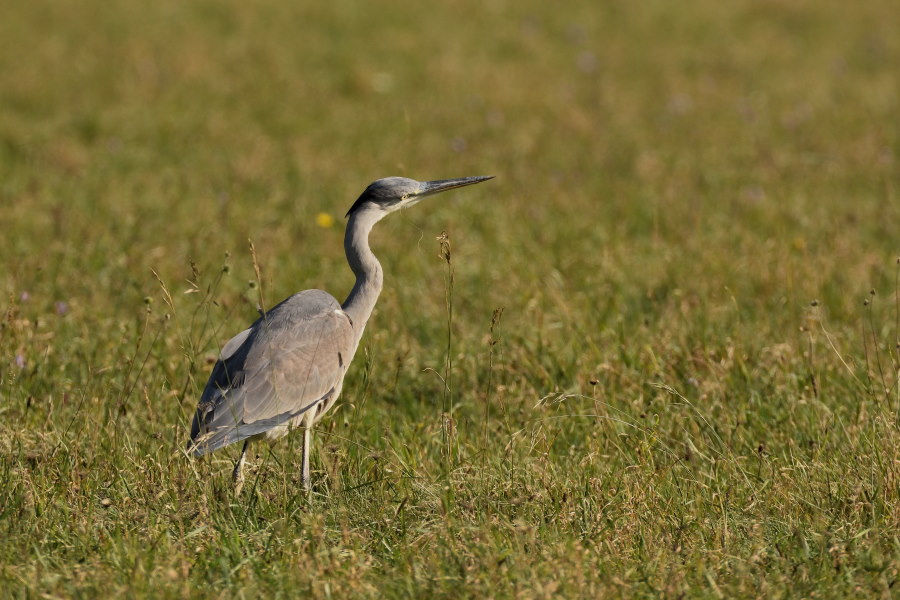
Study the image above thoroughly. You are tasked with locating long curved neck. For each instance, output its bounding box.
[341,209,385,341]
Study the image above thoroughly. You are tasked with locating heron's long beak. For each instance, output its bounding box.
[416,175,495,198]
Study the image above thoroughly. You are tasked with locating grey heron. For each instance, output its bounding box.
[187,175,494,492]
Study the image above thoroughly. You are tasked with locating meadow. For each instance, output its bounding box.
[1,0,898,596]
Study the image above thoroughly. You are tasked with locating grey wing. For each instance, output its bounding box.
[188,290,354,455]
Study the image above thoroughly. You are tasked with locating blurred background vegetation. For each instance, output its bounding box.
[1,0,898,596]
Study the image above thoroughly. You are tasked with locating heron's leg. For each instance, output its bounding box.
[233,439,249,494]
[301,424,312,491]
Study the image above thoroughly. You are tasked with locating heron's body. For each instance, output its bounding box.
[187,175,493,491]
[189,290,354,450]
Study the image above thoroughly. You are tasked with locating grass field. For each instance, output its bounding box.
[1,0,899,596]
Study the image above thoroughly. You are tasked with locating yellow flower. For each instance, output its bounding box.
[316,212,334,228]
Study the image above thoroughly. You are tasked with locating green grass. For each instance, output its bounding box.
[1,0,899,596]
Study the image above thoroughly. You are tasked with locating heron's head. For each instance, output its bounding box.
[345,176,494,218]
